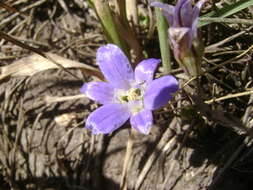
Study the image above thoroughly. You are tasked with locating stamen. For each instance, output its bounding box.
[128,88,142,101]
[120,95,129,102]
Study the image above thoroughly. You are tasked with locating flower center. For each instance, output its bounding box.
[116,87,144,115]
[118,88,142,103]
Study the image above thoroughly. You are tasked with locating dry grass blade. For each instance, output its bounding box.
[209,137,252,190]
[0,31,83,80]
[205,26,253,53]
[191,95,251,136]
[242,94,253,129]
[0,2,28,16]
[0,0,47,27]
[206,44,253,73]
[126,0,138,26]
[205,89,253,104]
[134,119,176,190]
[0,31,43,56]
[44,94,86,105]
[120,129,135,190]
[0,53,103,81]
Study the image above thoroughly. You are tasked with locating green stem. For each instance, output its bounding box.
[199,17,253,25]
[154,1,171,74]
[89,0,128,54]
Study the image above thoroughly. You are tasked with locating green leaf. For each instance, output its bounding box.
[154,0,171,74]
[199,0,253,27]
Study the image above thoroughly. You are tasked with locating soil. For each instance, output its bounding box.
[0,0,253,190]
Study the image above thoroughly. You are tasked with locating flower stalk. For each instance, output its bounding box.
[154,0,171,74]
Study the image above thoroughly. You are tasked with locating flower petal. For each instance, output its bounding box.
[150,2,175,25]
[134,58,160,84]
[80,82,114,105]
[191,0,205,37]
[97,44,134,90]
[85,104,130,134]
[130,109,153,134]
[180,0,193,27]
[144,75,178,110]
[169,27,191,46]
[174,0,188,26]
[168,27,192,60]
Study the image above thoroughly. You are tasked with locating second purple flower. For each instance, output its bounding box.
[151,0,205,76]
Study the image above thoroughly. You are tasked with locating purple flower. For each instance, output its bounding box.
[80,44,178,134]
[151,0,205,76]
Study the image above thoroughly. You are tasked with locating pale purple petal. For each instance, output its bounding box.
[97,44,134,90]
[80,82,114,105]
[174,0,188,26]
[130,109,153,134]
[168,27,192,52]
[192,0,205,37]
[144,75,178,110]
[134,58,160,84]
[180,0,193,27]
[85,104,130,134]
[192,0,205,23]
[150,2,175,25]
